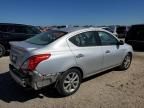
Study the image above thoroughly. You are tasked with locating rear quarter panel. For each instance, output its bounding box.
[33,37,77,75]
[36,50,77,75]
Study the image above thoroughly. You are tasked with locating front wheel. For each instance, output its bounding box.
[56,68,82,96]
[118,53,132,70]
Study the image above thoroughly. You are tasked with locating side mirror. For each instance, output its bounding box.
[117,40,124,45]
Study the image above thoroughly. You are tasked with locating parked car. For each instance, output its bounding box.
[125,24,144,49]
[9,27,133,96]
[0,23,41,57]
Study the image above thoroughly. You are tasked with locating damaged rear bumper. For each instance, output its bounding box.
[9,64,59,90]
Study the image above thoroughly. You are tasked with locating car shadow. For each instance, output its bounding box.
[0,72,62,103]
[0,69,117,103]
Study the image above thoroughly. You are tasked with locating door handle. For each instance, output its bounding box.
[76,54,84,58]
[105,50,110,53]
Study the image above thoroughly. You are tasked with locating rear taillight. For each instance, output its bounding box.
[21,54,51,71]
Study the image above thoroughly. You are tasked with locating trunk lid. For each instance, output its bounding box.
[10,41,43,69]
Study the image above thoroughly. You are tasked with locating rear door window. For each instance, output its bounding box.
[0,25,16,33]
[69,31,101,47]
[14,26,27,34]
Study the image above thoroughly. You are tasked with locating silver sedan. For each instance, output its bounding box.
[9,27,133,96]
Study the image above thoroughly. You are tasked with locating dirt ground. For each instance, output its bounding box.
[0,51,144,108]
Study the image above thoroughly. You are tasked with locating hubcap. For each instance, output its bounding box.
[63,72,79,93]
[124,55,131,68]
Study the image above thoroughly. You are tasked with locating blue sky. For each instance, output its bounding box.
[0,0,144,26]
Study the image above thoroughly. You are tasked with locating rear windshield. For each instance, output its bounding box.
[25,30,67,45]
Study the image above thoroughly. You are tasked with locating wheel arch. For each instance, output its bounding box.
[128,52,132,57]
[69,67,84,78]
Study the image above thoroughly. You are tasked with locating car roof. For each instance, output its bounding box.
[58,27,102,33]
[100,27,111,29]
[58,27,87,33]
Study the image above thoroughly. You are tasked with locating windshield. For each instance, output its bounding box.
[26,30,67,45]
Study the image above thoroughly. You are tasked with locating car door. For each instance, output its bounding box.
[97,31,124,69]
[68,31,103,77]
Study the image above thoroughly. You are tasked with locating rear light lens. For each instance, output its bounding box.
[21,54,51,71]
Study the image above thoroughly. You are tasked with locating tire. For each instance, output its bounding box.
[56,68,82,96]
[118,53,132,70]
[0,44,6,57]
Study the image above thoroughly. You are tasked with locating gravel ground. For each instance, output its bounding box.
[0,51,144,108]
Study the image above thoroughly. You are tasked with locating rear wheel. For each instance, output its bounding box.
[0,44,6,57]
[56,68,82,96]
[118,53,132,70]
